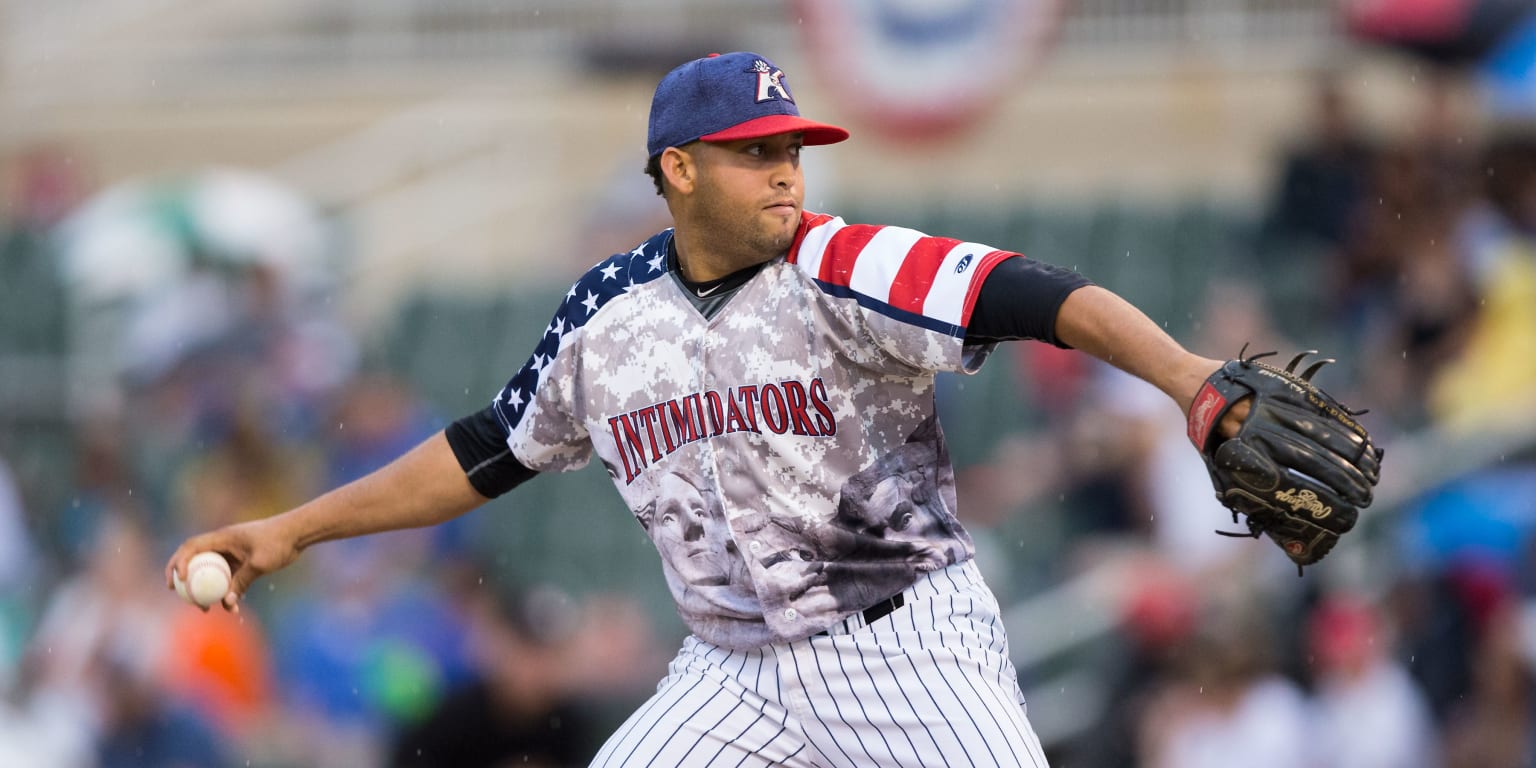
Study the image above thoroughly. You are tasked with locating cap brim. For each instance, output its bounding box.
[699,115,850,146]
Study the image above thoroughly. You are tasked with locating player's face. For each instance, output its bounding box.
[850,474,954,571]
[688,133,805,260]
[655,473,734,587]
[863,477,921,536]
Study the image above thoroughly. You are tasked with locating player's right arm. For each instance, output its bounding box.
[165,240,661,611]
[164,430,486,611]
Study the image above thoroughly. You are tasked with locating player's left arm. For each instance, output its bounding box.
[963,257,1237,429]
[1049,284,1244,431]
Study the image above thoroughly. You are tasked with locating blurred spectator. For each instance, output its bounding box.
[1,145,85,360]
[1393,568,1487,726]
[322,371,475,559]
[389,578,599,768]
[0,687,95,768]
[555,593,668,701]
[1318,74,1484,430]
[1137,595,1312,768]
[1052,372,1157,540]
[1354,185,1478,430]
[1409,71,1480,206]
[96,654,233,768]
[23,511,171,728]
[171,397,321,534]
[1068,555,1200,768]
[15,510,241,766]
[266,537,475,767]
[324,372,438,487]
[1339,145,1443,322]
[1432,129,1536,429]
[2,144,89,231]
[52,423,135,565]
[1441,599,1534,768]
[0,453,38,595]
[1262,73,1374,251]
[157,601,276,746]
[0,452,44,748]
[1306,593,1439,768]
[130,257,349,499]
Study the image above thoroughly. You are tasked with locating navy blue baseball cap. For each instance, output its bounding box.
[647,52,849,160]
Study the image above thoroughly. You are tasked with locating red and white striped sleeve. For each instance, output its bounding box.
[788,211,1018,369]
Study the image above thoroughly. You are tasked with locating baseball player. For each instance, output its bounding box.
[168,52,1380,766]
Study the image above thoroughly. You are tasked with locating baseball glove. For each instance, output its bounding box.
[1186,348,1384,572]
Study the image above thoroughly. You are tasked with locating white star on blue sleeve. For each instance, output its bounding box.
[646,251,666,273]
[599,261,622,281]
[581,291,600,315]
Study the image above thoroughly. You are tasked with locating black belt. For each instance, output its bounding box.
[816,593,906,636]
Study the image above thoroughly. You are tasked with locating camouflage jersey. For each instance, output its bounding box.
[468,211,1036,649]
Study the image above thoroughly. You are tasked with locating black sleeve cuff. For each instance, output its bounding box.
[446,407,538,499]
[965,255,1093,348]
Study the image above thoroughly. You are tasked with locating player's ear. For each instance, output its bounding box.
[660,146,696,195]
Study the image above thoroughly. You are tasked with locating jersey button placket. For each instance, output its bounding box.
[694,332,749,592]
[693,333,717,475]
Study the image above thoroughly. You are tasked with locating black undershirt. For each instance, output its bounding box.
[446,251,1092,498]
[669,241,765,320]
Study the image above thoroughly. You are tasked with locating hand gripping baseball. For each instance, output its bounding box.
[164,517,301,611]
[1186,348,1384,572]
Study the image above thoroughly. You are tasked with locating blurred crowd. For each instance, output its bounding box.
[1,62,1535,768]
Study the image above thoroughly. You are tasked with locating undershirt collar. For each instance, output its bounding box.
[667,238,768,320]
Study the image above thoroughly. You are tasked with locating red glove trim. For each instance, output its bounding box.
[1187,381,1228,450]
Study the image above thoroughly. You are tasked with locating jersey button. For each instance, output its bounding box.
[783,608,798,621]
[748,541,762,554]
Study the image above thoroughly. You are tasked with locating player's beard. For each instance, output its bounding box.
[692,182,799,267]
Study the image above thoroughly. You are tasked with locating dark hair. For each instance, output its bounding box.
[645,154,665,197]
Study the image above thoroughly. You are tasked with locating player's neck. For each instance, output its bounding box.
[671,230,774,283]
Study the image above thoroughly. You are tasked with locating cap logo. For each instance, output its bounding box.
[750,59,794,104]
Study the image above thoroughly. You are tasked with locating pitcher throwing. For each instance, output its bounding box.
[169,52,1380,767]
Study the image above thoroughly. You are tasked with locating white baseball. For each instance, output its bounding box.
[173,552,232,609]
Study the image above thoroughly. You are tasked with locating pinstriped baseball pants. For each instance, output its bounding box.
[590,560,1050,767]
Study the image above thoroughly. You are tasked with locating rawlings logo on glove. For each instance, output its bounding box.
[1187,348,1384,573]
[1275,488,1332,518]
